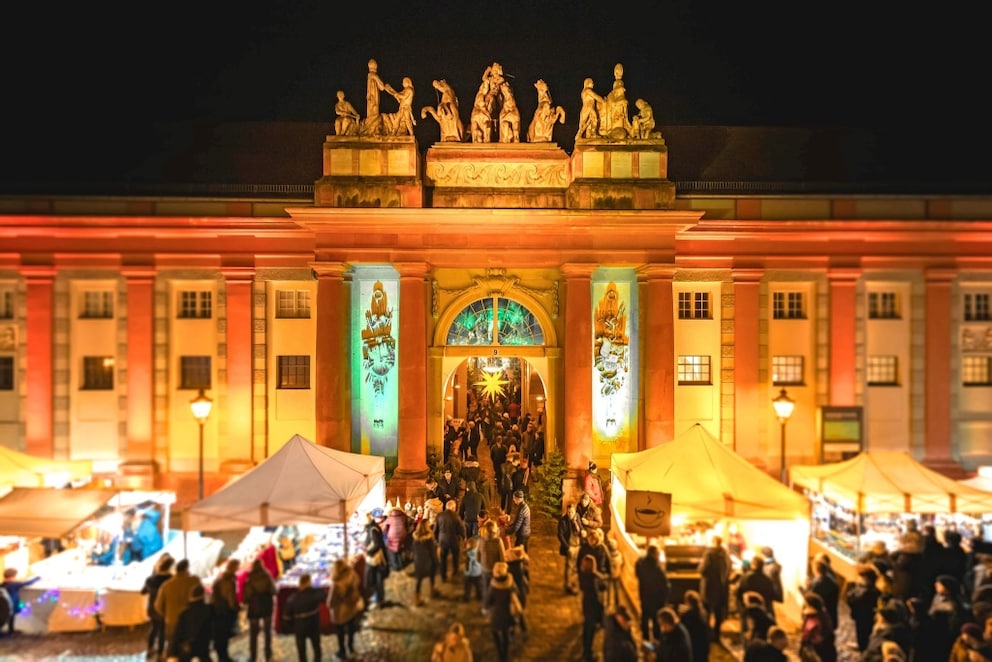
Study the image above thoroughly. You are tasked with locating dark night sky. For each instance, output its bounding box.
[3,2,988,184]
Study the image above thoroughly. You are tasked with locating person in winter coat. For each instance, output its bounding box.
[171,583,213,662]
[799,592,836,662]
[154,558,202,655]
[463,535,484,602]
[737,556,778,629]
[634,544,671,642]
[678,590,711,662]
[435,500,466,582]
[579,553,607,662]
[211,558,241,662]
[505,490,532,550]
[431,621,474,662]
[327,557,364,659]
[844,564,881,652]
[381,506,410,571]
[558,501,584,595]
[486,561,518,662]
[862,603,913,662]
[459,481,486,539]
[698,535,731,642]
[602,604,638,662]
[506,544,530,636]
[363,511,388,607]
[759,546,784,606]
[655,606,693,662]
[141,553,174,658]
[803,558,839,633]
[129,508,164,562]
[477,519,506,609]
[930,574,970,661]
[576,491,603,531]
[743,625,788,662]
[412,518,439,606]
[283,572,324,662]
[242,557,277,662]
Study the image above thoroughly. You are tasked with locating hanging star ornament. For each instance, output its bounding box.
[474,369,510,400]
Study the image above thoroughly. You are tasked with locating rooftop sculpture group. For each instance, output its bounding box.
[333,60,661,144]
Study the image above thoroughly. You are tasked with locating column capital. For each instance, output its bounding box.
[636,265,678,282]
[559,263,597,279]
[731,267,765,284]
[925,266,958,284]
[20,265,56,282]
[310,262,349,279]
[827,266,861,283]
[220,266,256,283]
[393,261,432,279]
[121,266,158,283]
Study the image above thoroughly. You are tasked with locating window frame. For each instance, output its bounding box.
[177,290,213,319]
[0,356,13,390]
[677,355,712,385]
[677,291,711,320]
[868,291,900,320]
[179,356,212,390]
[772,355,805,386]
[79,290,114,319]
[81,356,115,390]
[277,355,311,389]
[962,355,992,386]
[772,291,806,320]
[866,355,899,386]
[276,290,312,319]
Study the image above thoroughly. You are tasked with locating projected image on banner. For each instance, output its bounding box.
[592,281,631,443]
[625,490,672,537]
[358,279,398,459]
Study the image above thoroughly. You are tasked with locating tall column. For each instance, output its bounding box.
[122,268,155,471]
[732,269,764,456]
[393,262,429,480]
[23,267,54,457]
[313,263,351,452]
[828,267,860,406]
[638,266,676,449]
[561,264,595,469]
[222,268,254,468]
[924,268,955,466]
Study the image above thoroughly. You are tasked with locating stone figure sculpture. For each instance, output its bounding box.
[420,79,464,142]
[630,98,660,139]
[576,63,660,141]
[468,62,520,143]
[361,58,387,137]
[575,78,604,141]
[599,63,632,139]
[497,80,520,143]
[526,79,566,143]
[382,77,416,137]
[334,90,360,136]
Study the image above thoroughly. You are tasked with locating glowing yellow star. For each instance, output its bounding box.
[474,370,510,400]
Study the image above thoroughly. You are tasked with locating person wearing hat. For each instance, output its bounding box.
[486,561,519,662]
[505,490,532,551]
[283,572,325,662]
[950,622,986,662]
[576,491,604,532]
[759,546,784,605]
[863,603,912,662]
[583,461,604,508]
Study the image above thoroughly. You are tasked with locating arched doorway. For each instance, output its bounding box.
[431,282,559,466]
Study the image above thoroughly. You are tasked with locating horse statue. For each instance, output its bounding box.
[497,81,520,143]
[526,79,566,143]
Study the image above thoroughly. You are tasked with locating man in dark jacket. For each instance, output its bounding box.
[171,584,213,662]
[459,480,486,539]
[505,491,531,551]
[655,606,693,662]
[736,556,778,625]
[634,544,670,643]
[602,604,638,661]
[283,572,325,662]
[558,502,583,594]
[435,499,466,582]
[862,603,913,661]
[698,535,731,642]
[803,559,840,631]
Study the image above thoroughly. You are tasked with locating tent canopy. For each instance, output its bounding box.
[610,423,809,520]
[0,445,92,488]
[790,450,992,514]
[185,434,386,532]
[0,487,119,538]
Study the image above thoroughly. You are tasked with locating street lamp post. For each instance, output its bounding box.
[189,389,213,501]
[772,387,795,484]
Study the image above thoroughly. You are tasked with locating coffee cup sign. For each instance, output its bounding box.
[625,490,671,536]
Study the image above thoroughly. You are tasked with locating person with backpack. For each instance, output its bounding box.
[242,557,277,662]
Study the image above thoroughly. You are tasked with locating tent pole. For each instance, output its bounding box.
[341,500,348,557]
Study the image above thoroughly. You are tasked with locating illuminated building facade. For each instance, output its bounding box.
[2,120,991,499]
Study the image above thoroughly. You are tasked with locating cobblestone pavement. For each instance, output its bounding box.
[0,509,749,662]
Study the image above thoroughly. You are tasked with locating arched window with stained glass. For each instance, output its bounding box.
[446,296,544,346]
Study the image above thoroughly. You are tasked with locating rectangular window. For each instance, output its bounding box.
[868,292,899,319]
[0,289,13,319]
[772,355,805,385]
[80,291,114,319]
[677,355,711,385]
[678,292,711,320]
[0,356,12,390]
[277,355,311,389]
[180,356,212,390]
[772,291,805,319]
[276,290,312,319]
[82,356,114,390]
[965,293,991,322]
[178,291,212,319]
[963,355,992,386]
[867,355,899,385]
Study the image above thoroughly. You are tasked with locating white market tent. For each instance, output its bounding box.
[184,434,386,532]
[0,445,92,489]
[790,450,992,514]
[610,423,811,623]
[0,487,120,538]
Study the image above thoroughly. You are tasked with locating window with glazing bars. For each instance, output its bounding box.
[80,291,114,319]
[867,355,899,385]
[276,290,311,318]
[772,355,804,385]
[678,292,711,319]
[180,356,212,389]
[868,292,899,319]
[965,293,991,322]
[178,291,212,319]
[82,356,114,390]
[277,355,311,389]
[772,291,805,319]
[677,355,711,384]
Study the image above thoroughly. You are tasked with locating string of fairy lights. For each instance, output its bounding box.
[18,587,106,620]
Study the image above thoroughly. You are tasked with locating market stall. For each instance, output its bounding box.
[185,434,386,633]
[610,423,811,624]
[0,445,92,490]
[790,450,992,580]
[0,486,221,633]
